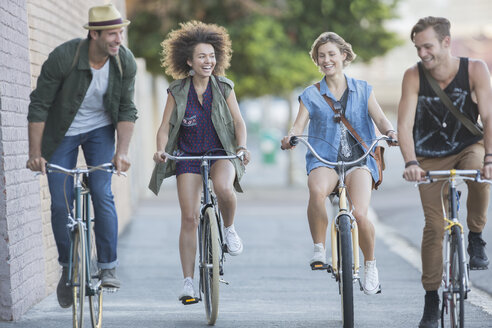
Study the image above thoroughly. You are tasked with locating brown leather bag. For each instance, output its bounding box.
[314,83,385,189]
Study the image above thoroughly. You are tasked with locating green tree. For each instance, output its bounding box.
[127,0,401,100]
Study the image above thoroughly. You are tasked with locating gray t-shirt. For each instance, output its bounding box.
[66,59,112,136]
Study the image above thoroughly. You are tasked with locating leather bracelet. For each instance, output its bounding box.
[484,161,492,166]
[405,160,420,168]
[485,153,492,158]
[236,146,248,152]
[385,129,396,135]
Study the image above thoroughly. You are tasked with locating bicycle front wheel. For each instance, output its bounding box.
[449,226,465,328]
[201,207,220,325]
[72,222,86,328]
[88,222,103,328]
[338,214,354,328]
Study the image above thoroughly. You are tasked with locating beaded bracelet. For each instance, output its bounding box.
[405,160,420,168]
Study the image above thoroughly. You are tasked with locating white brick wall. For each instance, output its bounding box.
[0,0,45,321]
[0,0,130,321]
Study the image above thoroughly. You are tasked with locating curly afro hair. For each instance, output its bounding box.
[161,20,232,79]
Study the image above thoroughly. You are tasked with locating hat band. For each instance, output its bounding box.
[89,18,123,27]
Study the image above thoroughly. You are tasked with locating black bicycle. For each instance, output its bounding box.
[163,150,244,325]
[45,163,123,328]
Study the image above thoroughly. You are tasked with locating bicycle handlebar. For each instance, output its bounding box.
[288,135,393,168]
[417,169,492,185]
[44,163,127,177]
[162,151,245,162]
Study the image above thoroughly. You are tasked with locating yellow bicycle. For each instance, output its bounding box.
[288,135,392,328]
[418,169,492,328]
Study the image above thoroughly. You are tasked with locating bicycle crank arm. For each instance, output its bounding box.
[219,278,229,285]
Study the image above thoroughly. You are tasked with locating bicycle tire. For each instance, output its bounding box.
[201,207,220,325]
[88,222,103,328]
[449,226,465,328]
[72,222,86,328]
[338,214,354,328]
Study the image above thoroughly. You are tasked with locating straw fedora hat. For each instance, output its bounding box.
[83,4,130,30]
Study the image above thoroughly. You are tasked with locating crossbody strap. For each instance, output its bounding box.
[314,83,371,153]
[421,67,483,136]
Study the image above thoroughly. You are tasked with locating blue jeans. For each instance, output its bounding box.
[47,125,118,269]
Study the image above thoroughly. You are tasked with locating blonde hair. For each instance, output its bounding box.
[161,20,232,79]
[309,32,356,67]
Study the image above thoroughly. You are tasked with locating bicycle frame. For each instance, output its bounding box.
[162,151,243,324]
[291,135,389,278]
[418,169,492,328]
[289,135,390,328]
[330,177,360,280]
[45,163,122,328]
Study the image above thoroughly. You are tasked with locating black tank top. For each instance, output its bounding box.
[413,57,481,157]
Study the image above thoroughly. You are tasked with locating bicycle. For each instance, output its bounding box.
[162,150,245,326]
[44,163,124,328]
[286,135,392,328]
[417,169,491,328]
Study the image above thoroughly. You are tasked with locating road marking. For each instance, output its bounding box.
[370,208,492,315]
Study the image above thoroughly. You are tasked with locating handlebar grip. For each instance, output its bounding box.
[290,136,298,146]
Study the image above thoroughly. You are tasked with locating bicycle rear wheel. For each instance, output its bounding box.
[338,214,354,328]
[72,222,86,328]
[88,221,103,328]
[449,226,465,328]
[201,207,220,325]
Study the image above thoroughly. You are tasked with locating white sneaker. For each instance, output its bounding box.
[225,225,243,256]
[178,277,195,300]
[309,243,326,265]
[363,260,381,295]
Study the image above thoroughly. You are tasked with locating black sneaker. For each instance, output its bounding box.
[467,231,489,270]
[100,268,121,288]
[418,291,439,328]
[57,267,73,308]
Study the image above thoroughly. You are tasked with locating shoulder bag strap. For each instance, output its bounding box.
[422,67,483,136]
[64,39,84,80]
[314,83,370,152]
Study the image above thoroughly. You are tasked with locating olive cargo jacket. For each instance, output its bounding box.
[148,76,244,195]
[28,38,138,161]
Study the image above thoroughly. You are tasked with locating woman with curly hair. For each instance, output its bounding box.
[149,21,250,302]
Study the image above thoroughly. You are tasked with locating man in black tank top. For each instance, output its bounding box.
[397,17,492,328]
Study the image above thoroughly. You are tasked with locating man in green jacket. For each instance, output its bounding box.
[26,4,137,308]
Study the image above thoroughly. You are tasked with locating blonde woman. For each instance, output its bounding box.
[281,32,397,295]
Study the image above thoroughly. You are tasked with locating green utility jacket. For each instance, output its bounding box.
[148,76,244,195]
[28,38,138,161]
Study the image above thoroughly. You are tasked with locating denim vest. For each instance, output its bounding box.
[299,76,379,183]
[148,76,244,195]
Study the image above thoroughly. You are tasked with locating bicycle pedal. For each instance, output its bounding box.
[102,287,119,293]
[310,262,329,271]
[180,296,200,305]
[219,278,229,285]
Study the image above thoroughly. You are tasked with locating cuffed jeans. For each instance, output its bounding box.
[418,141,489,291]
[47,125,118,269]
